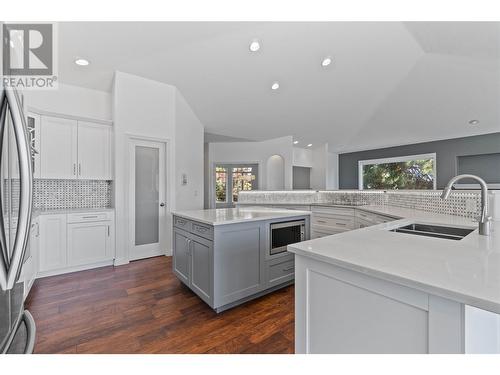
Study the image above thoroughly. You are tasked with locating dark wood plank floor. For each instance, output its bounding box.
[26,256,294,354]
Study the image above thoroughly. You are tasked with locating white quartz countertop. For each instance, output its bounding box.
[173,206,310,226]
[288,205,500,314]
[34,207,114,216]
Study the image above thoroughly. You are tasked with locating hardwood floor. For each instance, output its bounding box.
[26,256,295,354]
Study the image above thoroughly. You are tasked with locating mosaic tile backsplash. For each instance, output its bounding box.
[33,179,112,210]
[5,179,112,212]
[238,190,484,219]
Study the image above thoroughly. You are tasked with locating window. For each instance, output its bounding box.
[358,153,436,190]
[215,164,258,207]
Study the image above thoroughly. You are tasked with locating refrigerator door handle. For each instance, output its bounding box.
[0,89,8,291]
[1,310,37,354]
[22,310,36,354]
[4,88,33,290]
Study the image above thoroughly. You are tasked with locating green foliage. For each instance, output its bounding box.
[215,167,226,202]
[363,159,434,190]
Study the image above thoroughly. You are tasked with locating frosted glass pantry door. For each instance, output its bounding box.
[128,139,166,261]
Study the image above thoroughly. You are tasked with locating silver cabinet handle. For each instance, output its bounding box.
[335,222,347,226]
[78,163,81,176]
[73,163,76,176]
[82,215,99,219]
[283,266,294,272]
[1,88,33,290]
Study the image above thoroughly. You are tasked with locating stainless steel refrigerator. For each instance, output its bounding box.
[0,85,36,354]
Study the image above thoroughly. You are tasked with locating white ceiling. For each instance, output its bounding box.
[57,22,500,152]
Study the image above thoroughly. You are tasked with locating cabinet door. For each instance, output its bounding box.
[77,121,112,180]
[190,235,213,303]
[40,116,78,179]
[67,221,112,267]
[173,229,190,284]
[38,214,67,272]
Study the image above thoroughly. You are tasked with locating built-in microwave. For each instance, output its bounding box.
[270,220,306,255]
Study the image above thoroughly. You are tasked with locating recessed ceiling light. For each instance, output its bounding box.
[75,58,90,66]
[249,40,260,52]
[271,82,280,90]
[468,119,479,125]
[293,140,299,144]
[321,57,332,67]
[307,144,313,147]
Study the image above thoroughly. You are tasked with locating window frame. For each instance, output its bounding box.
[358,153,437,190]
[214,163,259,208]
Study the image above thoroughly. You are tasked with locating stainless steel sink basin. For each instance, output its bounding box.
[390,223,475,241]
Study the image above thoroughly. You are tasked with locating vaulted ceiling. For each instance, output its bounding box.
[57,22,500,152]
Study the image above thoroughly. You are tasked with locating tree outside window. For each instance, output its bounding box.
[359,154,436,190]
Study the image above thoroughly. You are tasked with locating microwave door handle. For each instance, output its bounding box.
[4,88,33,289]
[0,93,8,290]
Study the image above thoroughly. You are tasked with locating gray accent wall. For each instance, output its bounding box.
[339,133,500,189]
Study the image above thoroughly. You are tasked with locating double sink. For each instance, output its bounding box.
[390,223,475,241]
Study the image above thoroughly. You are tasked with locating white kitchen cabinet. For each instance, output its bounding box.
[38,214,68,273]
[67,221,113,267]
[77,121,112,180]
[19,218,40,299]
[37,211,115,277]
[39,114,113,180]
[40,116,78,179]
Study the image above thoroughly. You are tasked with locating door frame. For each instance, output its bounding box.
[125,134,172,261]
[211,162,260,208]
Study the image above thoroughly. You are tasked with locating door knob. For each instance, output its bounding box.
[160,202,165,207]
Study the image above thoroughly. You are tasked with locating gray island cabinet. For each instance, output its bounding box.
[172,207,310,312]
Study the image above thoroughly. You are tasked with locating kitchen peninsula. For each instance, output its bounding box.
[172,206,310,312]
[238,190,500,354]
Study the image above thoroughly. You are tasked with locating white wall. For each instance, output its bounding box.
[207,136,293,207]
[112,71,204,264]
[310,144,339,190]
[293,147,313,167]
[175,89,204,210]
[25,83,112,120]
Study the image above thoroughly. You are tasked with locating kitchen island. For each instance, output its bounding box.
[172,206,310,312]
[288,210,500,354]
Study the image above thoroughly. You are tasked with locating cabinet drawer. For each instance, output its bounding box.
[67,211,113,223]
[267,258,295,286]
[191,222,214,240]
[312,206,354,217]
[273,205,311,211]
[174,216,191,230]
[311,226,345,239]
[355,210,397,225]
[312,214,354,230]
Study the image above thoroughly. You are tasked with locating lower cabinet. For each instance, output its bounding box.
[173,229,190,284]
[173,228,213,305]
[39,214,68,273]
[190,235,213,303]
[67,221,112,267]
[38,211,115,277]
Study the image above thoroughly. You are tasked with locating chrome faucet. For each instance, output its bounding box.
[441,174,491,236]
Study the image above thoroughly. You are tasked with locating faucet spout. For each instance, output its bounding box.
[440,174,491,236]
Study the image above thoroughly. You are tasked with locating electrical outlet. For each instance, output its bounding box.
[465,199,477,212]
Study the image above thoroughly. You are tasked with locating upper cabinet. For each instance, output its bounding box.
[40,116,78,179]
[39,114,113,180]
[77,121,112,180]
